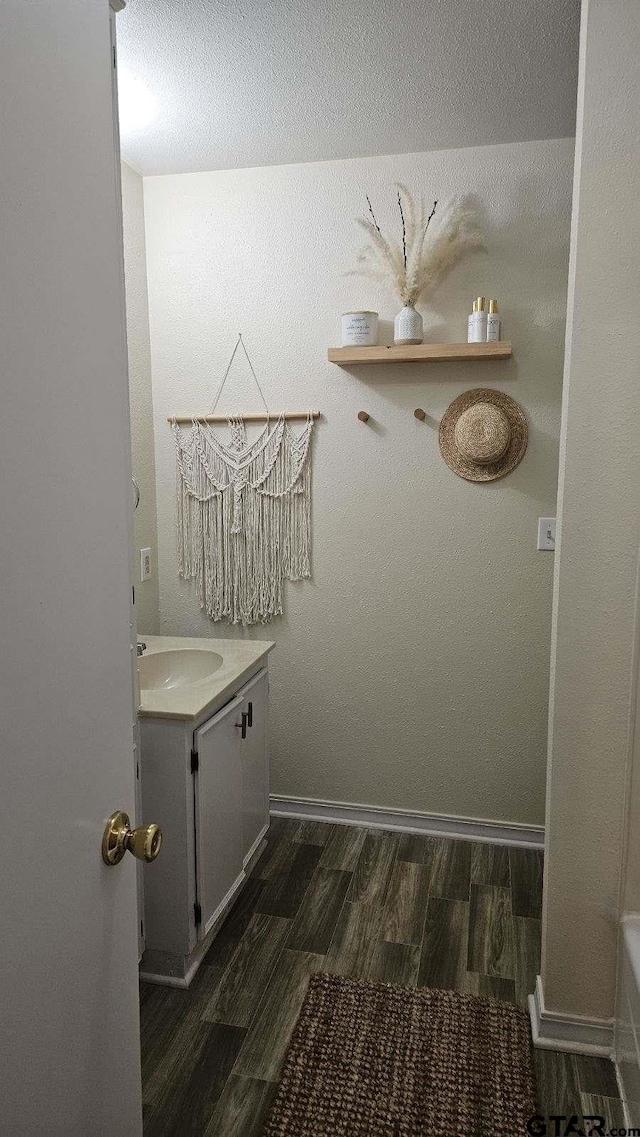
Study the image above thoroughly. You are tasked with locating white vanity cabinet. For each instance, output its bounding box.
[193,695,245,941]
[238,668,270,861]
[138,661,270,986]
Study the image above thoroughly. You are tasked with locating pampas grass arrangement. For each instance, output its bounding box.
[349,185,485,308]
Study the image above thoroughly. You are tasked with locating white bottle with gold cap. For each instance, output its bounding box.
[486,299,500,342]
[467,298,477,343]
[469,296,487,343]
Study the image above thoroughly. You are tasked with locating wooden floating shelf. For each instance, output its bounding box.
[327,342,512,365]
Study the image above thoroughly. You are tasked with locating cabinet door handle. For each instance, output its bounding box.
[247,701,253,728]
[235,711,248,740]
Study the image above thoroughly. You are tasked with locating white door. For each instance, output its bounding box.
[0,3,143,1133]
[194,697,245,938]
[239,668,270,862]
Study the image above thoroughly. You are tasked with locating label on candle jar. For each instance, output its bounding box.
[341,311,378,346]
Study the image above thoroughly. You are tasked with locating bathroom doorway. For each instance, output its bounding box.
[114,0,584,1132]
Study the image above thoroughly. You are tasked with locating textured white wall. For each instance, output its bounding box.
[121,162,159,635]
[143,138,573,826]
[541,0,640,1023]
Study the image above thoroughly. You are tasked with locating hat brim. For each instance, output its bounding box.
[439,388,528,483]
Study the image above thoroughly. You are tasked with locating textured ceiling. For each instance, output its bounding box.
[117,0,580,176]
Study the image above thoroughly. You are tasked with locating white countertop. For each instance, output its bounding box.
[137,634,275,721]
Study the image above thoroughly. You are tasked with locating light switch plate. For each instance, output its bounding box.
[140,547,152,581]
[537,518,556,551]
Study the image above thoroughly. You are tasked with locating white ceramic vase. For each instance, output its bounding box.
[394,304,423,346]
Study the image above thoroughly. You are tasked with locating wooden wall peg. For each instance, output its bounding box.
[414,408,427,421]
[357,411,370,422]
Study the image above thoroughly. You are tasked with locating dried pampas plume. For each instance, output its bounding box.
[348,185,485,307]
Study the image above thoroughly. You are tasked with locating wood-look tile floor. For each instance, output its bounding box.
[140,819,623,1135]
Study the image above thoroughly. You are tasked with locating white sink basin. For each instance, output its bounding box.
[138,649,224,691]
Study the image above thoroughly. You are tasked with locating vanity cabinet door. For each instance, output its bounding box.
[237,668,270,863]
[194,694,244,939]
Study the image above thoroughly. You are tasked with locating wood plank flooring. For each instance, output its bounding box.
[141,819,620,1135]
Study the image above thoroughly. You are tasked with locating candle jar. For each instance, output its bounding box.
[341,311,378,347]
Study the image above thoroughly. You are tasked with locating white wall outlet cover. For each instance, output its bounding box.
[537,518,557,551]
[140,547,152,581]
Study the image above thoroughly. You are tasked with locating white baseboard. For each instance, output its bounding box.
[269,794,544,849]
[139,968,189,990]
[203,869,247,938]
[528,975,614,1057]
[139,933,215,989]
[140,869,247,988]
[243,822,269,870]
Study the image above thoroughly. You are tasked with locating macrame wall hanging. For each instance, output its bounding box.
[170,335,319,626]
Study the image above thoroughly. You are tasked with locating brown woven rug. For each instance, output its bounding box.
[263,973,535,1137]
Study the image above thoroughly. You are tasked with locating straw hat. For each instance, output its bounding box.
[439,388,528,482]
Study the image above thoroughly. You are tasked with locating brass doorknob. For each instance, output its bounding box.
[102,810,162,866]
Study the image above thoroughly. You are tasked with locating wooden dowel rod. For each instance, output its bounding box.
[167,411,321,423]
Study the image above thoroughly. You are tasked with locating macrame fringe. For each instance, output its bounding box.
[173,415,313,626]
